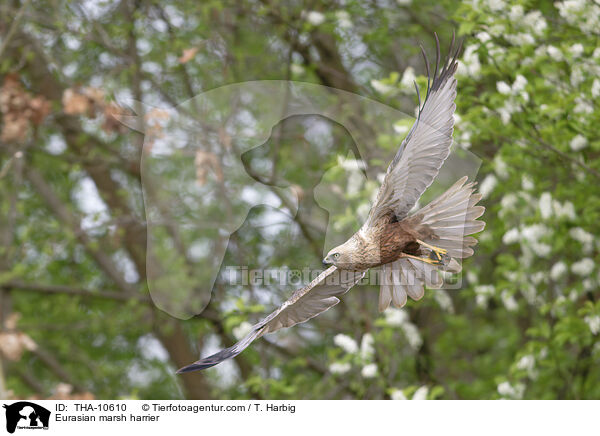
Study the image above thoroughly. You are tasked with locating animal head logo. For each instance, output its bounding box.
[117,80,481,319]
[3,402,50,434]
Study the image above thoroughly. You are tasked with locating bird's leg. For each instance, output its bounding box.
[400,253,444,266]
[416,239,447,261]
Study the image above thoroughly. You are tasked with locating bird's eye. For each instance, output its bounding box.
[333,253,340,259]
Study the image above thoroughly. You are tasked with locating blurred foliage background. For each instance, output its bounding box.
[0,0,598,400]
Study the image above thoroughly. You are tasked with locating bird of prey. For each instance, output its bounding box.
[177,34,485,374]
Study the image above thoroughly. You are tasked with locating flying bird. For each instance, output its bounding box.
[177,34,485,374]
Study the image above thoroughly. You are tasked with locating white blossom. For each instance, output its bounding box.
[290,64,305,75]
[539,192,553,219]
[570,134,588,151]
[531,272,546,285]
[497,381,525,399]
[498,106,511,125]
[516,355,535,371]
[384,308,408,326]
[571,258,594,276]
[498,99,520,124]
[361,363,378,378]
[570,66,585,86]
[335,11,353,29]
[393,122,410,135]
[335,10,350,21]
[525,12,547,36]
[370,79,395,95]
[390,389,407,400]
[475,294,487,308]
[433,290,454,313]
[533,242,552,257]
[488,45,507,61]
[458,45,481,77]
[571,43,584,56]
[503,228,520,245]
[357,202,371,223]
[592,79,600,98]
[555,0,586,16]
[522,175,534,191]
[233,321,253,340]
[501,291,519,311]
[501,193,518,212]
[585,315,600,335]
[546,45,563,60]
[513,74,528,92]
[480,174,497,198]
[504,271,519,282]
[531,265,549,280]
[505,33,535,45]
[553,200,576,220]
[550,262,567,280]
[467,270,478,285]
[555,0,595,35]
[583,279,596,292]
[508,4,524,20]
[412,386,429,400]
[489,24,505,36]
[521,283,537,304]
[476,31,491,43]
[496,81,512,95]
[475,285,495,308]
[329,362,351,374]
[573,97,593,114]
[347,171,364,196]
[521,224,550,244]
[534,45,547,58]
[401,323,423,350]
[360,333,375,360]
[334,334,358,354]
[305,11,325,26]
[459,130,472,149]
[486,0,505,12]
[475,284,495,296]
[400,67,416,88]
[569,227,594,245]
[337,155,367,172]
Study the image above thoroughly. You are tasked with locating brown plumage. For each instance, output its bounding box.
[177,34,485,374]
[331,214,427,270]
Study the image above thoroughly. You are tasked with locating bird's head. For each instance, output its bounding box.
[323,240,357,268]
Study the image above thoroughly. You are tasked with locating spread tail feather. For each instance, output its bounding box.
[417,176,485,258]
[378,176,484,312]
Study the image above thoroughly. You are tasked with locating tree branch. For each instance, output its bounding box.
[1,281,149,303]
[31,346,86,393]
[25,166,135,294]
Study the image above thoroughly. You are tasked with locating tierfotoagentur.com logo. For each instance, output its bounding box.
[222,266,463,289]
[2,402,50,434]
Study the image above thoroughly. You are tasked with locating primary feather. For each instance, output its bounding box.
[365,34,462,227]
[177,267,364,373]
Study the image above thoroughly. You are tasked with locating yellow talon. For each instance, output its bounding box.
[401,253,444,266]
[416,239,447,260]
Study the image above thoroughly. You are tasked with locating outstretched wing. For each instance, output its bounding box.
[177,266,365,373]
[365,34,462,228]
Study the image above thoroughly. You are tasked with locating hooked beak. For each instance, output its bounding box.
[322,256,333,266]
